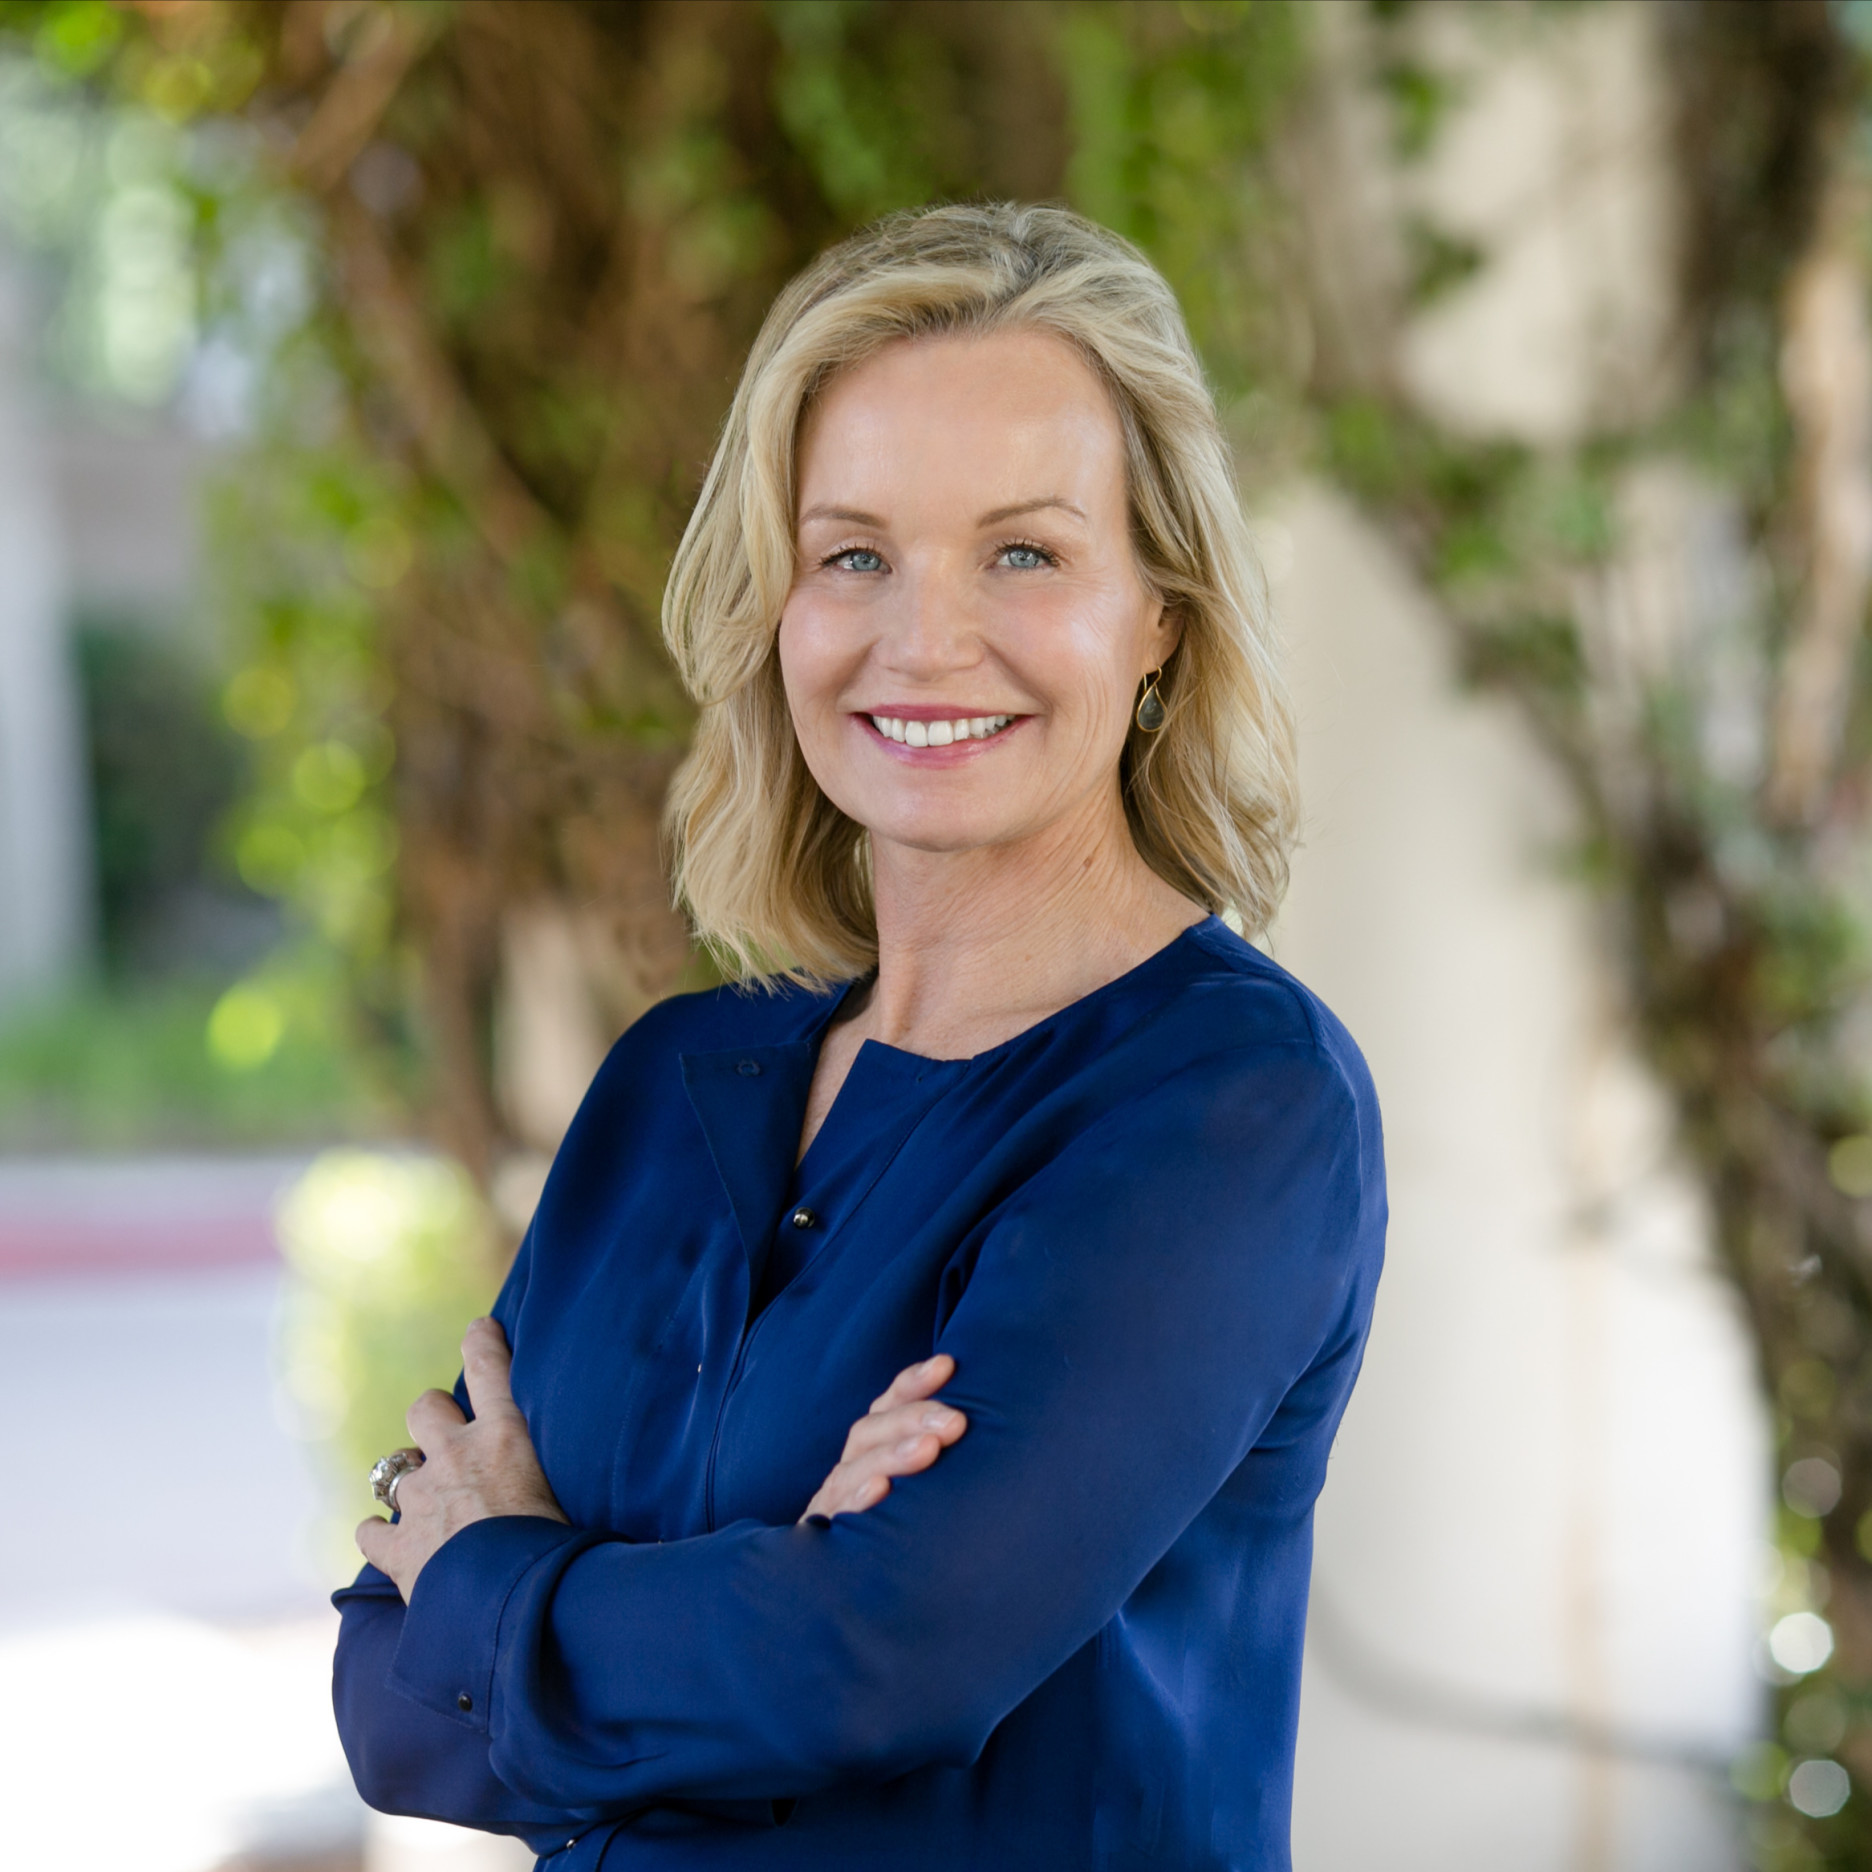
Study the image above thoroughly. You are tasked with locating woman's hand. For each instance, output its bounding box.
[357,1317,568,1601]
[801,1354,967,1521]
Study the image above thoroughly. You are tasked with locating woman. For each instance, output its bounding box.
[335,202,1385,1870]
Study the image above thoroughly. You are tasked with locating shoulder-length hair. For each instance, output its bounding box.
[661,201,1297,984]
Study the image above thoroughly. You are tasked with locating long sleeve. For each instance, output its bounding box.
[332,1563,599,1846]
[378,1037,1379,1812]
[330,1229,598,1845]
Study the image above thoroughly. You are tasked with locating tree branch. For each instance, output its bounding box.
[1769,164,1872,825]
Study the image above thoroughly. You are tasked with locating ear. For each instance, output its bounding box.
[1146,599,1186,671]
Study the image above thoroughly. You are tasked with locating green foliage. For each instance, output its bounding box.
[769,0,984,221]
[1059,0,1304,400]
[1403,216,1485,308]
[275,1150,505,1581]
[17,0,123,81]
[73,619,252,970]
[1373,52,1459,160]
[1456,613,1585,699]
[0,966,370,1150]
[1324,394,1527,521]
[762,0,1310,408]
[208,448,405,999]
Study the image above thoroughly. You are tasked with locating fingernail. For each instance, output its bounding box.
[921,1406,955,1429]
[897,1435,927,1455]
[919,1356,944,1373]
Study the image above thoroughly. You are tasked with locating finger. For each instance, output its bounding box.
[873,1428,946,1476]
[848,1472,892,1511]
[407,1387,465,1444]
[841,1397,967,1461]
[387,1460,432,1518]
[356,1515,393,1570]
[827,1427,948,1510]
[461,1316,518,1417]
[816,1446,929,1518]
[867,1354,955,1415]
[802,1464,893,1522]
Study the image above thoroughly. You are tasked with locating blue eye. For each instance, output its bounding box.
[829,547,886,573]
[999,543,1054,570]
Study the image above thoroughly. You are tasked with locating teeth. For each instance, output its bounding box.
[869,714,1014,746]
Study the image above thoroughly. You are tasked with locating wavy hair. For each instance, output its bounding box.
[661,201,1297,983]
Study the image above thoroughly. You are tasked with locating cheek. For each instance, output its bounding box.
[776,601,863,796]
[1008,590,1145,736]
[776,602,843,725]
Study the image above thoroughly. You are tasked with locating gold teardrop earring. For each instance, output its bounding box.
[1135,666,1167,733]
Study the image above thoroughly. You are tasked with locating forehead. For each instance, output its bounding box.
[795,328,1126,512]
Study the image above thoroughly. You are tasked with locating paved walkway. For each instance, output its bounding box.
[0,1154,361,1871]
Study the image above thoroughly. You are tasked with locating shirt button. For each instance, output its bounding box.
[789,1207,818,1229]
[736,1059,762,1077]
[457,1692,473,1711]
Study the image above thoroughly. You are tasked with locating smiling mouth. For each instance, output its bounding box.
[868,713,1017,748]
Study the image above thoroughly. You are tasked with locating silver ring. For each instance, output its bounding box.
[368,1447,425,1514]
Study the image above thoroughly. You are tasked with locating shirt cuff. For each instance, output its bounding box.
[389,1515,588,1734]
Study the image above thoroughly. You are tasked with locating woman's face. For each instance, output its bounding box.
[778,328,1179,866]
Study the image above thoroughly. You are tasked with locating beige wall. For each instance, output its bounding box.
[1271,9,1769,1864]
[1272,484,1761,1871]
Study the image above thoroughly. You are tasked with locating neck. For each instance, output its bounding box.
[856,787,1206,1059]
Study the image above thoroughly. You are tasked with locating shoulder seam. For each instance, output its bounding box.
[1182,923,1330,1043]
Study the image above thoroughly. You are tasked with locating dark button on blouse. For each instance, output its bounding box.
[751,1042,964,1322]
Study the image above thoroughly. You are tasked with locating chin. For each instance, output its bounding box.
[855,803,1029,856]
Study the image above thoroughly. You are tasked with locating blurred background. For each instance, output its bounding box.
[3,2,1870,1868]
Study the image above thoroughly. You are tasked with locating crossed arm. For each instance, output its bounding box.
[337,1329,968,1846]
[356,1322,967,1603]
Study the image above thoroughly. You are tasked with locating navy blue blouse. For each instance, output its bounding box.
[332,917,1386,1870]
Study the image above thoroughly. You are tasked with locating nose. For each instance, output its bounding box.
[875,563,984,683]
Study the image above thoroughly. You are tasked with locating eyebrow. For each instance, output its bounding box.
[798,505,886,529]
[977,496,1086,527]
[797,496,1088,530]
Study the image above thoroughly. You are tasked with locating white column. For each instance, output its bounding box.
[1273,484,1764,1872]
[0,243,90,1004]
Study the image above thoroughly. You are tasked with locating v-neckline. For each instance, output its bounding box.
[795,1034,967,1176]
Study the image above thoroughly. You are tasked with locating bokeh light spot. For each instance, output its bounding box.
[1784,1457,1843,1518]
[223,666,297,738]
[291,742,366,815]
[1769,1612,1836,1676]
[1828,1135,1872,1198]
[344,515,413,591]
[206,985,285,1071]
[236,823,305,895]
[1788,1758,1851,1819]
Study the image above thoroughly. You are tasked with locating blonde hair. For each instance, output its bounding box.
[661,201,1297,984]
